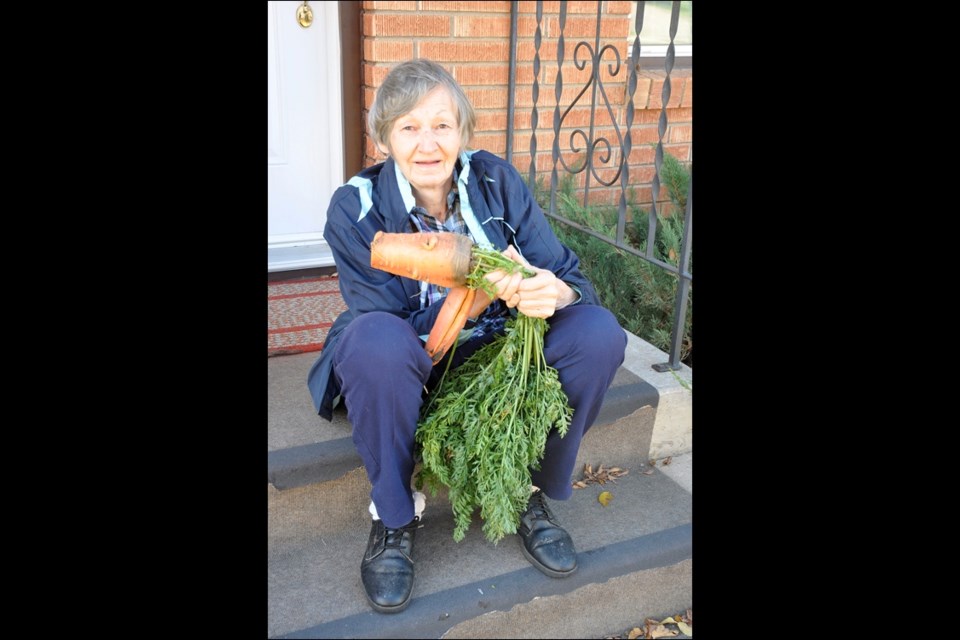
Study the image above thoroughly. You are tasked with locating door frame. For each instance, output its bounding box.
[339,1,363,182]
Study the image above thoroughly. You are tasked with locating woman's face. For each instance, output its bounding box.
[381,86,461,199]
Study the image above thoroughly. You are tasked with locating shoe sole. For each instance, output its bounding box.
[365,592,413,614]
[518,537,578,579]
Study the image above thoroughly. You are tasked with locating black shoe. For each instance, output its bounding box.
[360,516,421,613]
[517,490,578,578]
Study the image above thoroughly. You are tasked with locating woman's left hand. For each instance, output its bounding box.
[496,245,577,319]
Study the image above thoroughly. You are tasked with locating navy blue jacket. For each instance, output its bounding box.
[307,150,599,420]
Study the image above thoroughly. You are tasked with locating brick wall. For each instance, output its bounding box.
[360,0,691,211]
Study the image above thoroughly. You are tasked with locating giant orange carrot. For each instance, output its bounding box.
[370,231,473,288]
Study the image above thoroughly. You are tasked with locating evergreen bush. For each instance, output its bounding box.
[528,155,692,365]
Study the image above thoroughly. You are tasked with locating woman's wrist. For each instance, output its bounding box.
[555,281,581,309]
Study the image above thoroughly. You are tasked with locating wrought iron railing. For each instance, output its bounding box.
[506,0,692,372]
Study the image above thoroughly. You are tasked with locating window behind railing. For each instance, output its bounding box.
[506,0,692,371]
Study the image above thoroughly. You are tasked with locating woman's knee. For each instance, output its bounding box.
[550,305,626,368]
[335,312,429,373]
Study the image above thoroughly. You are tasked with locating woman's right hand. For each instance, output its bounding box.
[483,245,527,309]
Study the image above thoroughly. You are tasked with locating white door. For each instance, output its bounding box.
[268,1,344,272]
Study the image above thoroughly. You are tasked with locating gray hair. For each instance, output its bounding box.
[367,59,476,154]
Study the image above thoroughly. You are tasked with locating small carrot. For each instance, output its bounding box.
[425,286,477,364]
[370,231,473,289]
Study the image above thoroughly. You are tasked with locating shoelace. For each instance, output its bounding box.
[380,517,422,551]
[526,491,557,524]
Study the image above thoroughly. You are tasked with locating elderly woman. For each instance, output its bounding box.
[307,58,626,613]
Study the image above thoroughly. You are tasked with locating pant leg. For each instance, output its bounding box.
[333,312,434,528]
[530,304,627,500]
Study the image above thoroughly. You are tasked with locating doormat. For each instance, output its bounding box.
[268,275,347,357]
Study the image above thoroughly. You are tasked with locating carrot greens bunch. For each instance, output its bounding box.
[415,245,574,544]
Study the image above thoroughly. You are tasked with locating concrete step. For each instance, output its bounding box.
[268,462,692,638]
[268,347,662,492]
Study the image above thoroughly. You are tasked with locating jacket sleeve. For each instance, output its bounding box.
[493,162,601,306]
[323,187,447,338]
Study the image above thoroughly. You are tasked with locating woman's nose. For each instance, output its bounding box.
[418,129,439,151]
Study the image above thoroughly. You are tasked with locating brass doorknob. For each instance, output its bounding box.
[297,2,313,28]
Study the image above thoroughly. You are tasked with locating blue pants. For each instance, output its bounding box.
[333,305,627,528]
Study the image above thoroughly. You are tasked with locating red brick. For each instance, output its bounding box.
[420,41,512,62]
[511,110,538,131]
[636,107,691,126]
[584,188,622,207]
[363,87,377,110]
[451,65,510,86]
[364,1,417,9]
[627,145,656,165]
[628,186,653,205]
[680,77,692,108]
[476,111,509,131]
[565,1,602,14]
[364,64,393,87]
[647,76,683,109]
[606,1,634,15]
[629,75,652,109]
[664,145,690,163]
[421,1,510,11]
[363,40,414,61]
[625,164,656,184]
[522,2,559,13]
[514,63,541,85]
[635,108,659,125]
[640,107,692,124]
[592,165,626,187]
[364,14,451,37]
[515,131,556,154]
[636,68,666,82]
[535,150,596,173]
[365,137,387,159]
[517,41,558,62]
[668,124,692,144]
[470,132,509,154]
[554,106,598,129]
[511,155,533,175]
[633,125,662,145]
[545,16,630,39]
[465,86,511,109]
[453,15,511,38]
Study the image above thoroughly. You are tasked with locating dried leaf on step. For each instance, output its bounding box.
[572,481,587,489]
[627,628,643,639]
[660,617,679,624]
[645,623,677,639]
[641,469,655,475]
[598,491,613,506]
[676,621,692,636]
[662,456,673,466]
[684,609,692,623]
[577,461,631,487]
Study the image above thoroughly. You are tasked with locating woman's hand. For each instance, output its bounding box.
[482,245,577,319]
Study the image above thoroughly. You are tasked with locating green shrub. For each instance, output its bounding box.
[527,157,692,365]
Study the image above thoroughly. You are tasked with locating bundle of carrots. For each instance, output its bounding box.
[370,231,573,543]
